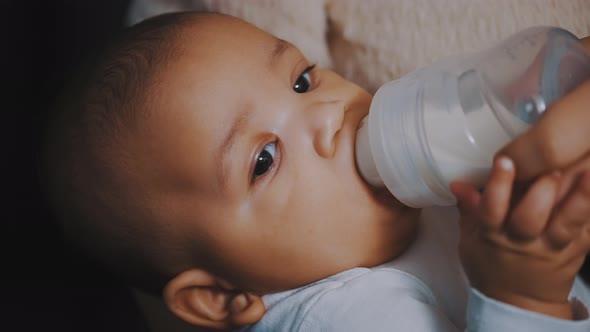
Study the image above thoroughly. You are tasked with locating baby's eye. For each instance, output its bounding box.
[253,142,276,180]
[293,65,315,93]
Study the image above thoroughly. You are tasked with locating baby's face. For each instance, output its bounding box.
[135,16,419,292]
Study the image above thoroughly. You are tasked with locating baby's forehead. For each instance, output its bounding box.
[179,14,309,70]
[156,17,285,104]
[143,13,300,143]
[181,14,274,46]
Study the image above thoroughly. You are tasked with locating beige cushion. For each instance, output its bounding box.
[327,0,590,92]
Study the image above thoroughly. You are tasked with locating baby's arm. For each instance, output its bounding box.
[451,157,590,319]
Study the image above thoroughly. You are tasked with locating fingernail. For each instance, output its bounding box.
[497,156,514,171]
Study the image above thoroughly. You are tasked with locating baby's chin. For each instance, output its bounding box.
[354,159,416,220]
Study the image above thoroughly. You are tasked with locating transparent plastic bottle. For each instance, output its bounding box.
[355,26,590,208]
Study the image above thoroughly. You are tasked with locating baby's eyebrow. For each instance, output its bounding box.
[270,38,291,66]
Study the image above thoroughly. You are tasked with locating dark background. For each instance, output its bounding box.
[5,1,147,330]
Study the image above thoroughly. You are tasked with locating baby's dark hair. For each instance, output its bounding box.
[42,11,212,295]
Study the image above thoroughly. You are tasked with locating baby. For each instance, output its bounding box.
[43,12,590,331]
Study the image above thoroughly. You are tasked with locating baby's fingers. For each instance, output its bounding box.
[450,181,480,216]
[507,172,560,240]
[478,156,515,229]
[547,171,590,249]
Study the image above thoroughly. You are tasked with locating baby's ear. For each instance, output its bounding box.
[163,269,265,330]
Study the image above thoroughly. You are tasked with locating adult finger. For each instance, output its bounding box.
[499,80,590,181]
[507,173,560,240]
[547,171,590,249]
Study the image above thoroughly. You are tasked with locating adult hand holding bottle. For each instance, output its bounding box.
[452,36,590,317]
[498,36,590,284]
[499,37,590,182]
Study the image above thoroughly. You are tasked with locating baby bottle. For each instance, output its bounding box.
[355,26,590,208]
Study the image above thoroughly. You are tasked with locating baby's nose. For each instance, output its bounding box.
[307,100,346,158]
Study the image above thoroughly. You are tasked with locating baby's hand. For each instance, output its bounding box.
[450,157,590,319]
